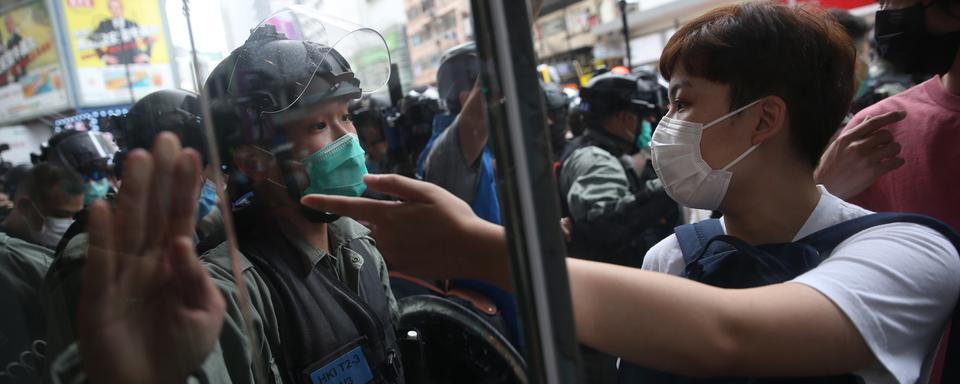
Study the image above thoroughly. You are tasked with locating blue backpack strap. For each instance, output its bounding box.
[674,219,724,264]
[797,212,960,255]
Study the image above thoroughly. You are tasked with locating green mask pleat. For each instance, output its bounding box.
[302,133,369,197]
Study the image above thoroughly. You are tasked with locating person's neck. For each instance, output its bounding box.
[942,51,960,96]
[721,162,821,245]
[274,204,330,252]
[593,125,632,154]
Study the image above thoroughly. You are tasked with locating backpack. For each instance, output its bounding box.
[619,212,960,384]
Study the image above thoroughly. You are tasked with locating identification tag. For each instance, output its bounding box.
[306,344,375,384]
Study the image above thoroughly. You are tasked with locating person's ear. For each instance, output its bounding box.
[750,96,787,146]
[16,196,39,220]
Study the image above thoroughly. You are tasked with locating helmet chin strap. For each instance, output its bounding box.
[299,205,340,224]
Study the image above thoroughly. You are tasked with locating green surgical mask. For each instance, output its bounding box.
[84,178,111,205]
[635,120,653,151]
[301,133,368,197]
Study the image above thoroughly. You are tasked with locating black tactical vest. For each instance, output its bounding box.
[234,206,402,384]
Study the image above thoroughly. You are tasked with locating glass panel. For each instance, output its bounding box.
[2,0,577,382]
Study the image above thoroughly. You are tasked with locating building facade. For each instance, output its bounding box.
[404,0,473,87]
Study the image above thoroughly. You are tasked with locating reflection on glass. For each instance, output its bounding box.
[0,1,551,382]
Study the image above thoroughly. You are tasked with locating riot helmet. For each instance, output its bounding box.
[436,42,480,115]
[632,68,669,121]
[579,72,652,118]
[112,89,209,170]
[203,8,390,223]
[541,81,570,155]
[579,72,660,153]
[33,130,118,182]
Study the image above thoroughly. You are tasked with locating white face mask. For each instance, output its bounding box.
[29,201,74,249]
[36,217,74,249]
[651,99,762,210]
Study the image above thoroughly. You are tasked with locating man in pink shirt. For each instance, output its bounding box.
[817,0,960,231]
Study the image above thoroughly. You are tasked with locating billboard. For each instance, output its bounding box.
[61,0,174,106]
[0,1,70,124]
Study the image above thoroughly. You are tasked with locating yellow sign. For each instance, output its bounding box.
[61,0,174,105]
[0,1,69,123]
[63,0,169,67]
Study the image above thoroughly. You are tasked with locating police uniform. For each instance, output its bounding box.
[0,232,53,380]
[559,128,679,268]
[47,210,400,384]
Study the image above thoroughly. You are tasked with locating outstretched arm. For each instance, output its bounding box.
[303,175,874,377]
[457,80,488,165]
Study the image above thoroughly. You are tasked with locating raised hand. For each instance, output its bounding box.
[815,111,906,200]
[77,133,225,384]
[301,174,511,288]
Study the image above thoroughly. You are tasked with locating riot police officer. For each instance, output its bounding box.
[558,71,678,269]
[32,130,119,206]
[40,88,220,364]
[198,21,403,383]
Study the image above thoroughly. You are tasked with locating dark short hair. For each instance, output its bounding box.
[659,2,855,167]
[17,163,84,206]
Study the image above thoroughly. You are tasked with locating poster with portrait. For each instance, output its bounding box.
[0,1,70,124]
[62,0,174,106]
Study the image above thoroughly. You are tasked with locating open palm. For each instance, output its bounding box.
[77,133,225,384]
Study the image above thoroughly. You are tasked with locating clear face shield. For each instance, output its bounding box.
[201,7,391,222]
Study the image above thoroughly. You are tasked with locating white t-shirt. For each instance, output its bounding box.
[641,186,960,384]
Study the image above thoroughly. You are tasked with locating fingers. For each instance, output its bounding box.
[171,236,222,312]
[852,130,894,154]
[145,133,181,249]
[867,141,902,163]
[300,194,399,222]
[362,174,442,203]
[168,150,202,242]
[877,156,906,175]
[114,149,153,258]
[840,110,906,143]
[83,201,116,302]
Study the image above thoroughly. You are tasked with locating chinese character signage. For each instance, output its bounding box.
[0,1,70,124]
[62,0,174,106]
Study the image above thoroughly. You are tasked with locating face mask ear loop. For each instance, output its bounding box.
[701,99,764,131]
[721,144,761,171]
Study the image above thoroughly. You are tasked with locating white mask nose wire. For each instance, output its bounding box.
[701,99,763,131]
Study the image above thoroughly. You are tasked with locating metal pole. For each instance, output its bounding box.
[619,0,631,68]
[471,0,583,383]
[182,0,204,93]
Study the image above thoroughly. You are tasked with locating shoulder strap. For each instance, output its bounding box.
[797,212,960,255]
[794,212,960,384]
[674,219,724,264]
